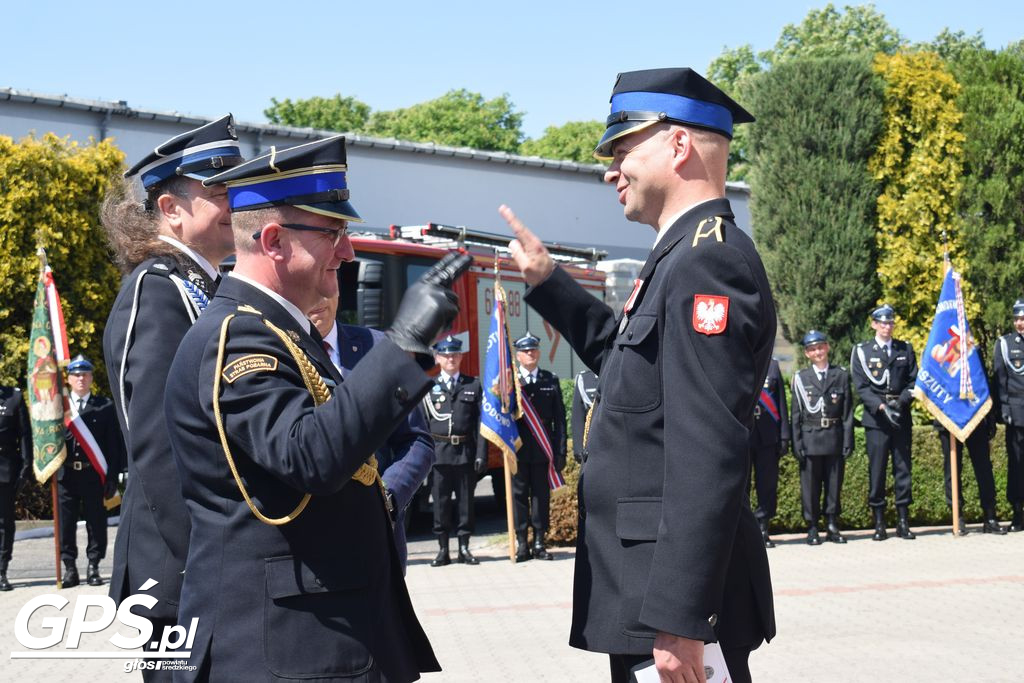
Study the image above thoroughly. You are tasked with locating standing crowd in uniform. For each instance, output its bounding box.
[2,64,1023,683]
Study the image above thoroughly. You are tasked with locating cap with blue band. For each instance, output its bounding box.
[125,114,242,190]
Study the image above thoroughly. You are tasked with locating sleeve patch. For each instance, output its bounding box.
[221,354,279,383]
[692,294,729,335]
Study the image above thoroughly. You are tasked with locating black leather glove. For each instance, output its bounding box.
[1002,407,1013,425]
[474,457,488,476]
[795,449,807,466]
[104,477,119,499]
[386,252,472,367]
[842,446,852,460]
[881,403,902,427]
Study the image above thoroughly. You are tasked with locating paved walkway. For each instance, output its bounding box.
[3,508,1023,681]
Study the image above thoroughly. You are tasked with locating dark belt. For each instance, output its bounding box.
[71,460,92,471]
[820,417,841,428]
[883,394,900,401]
[434,434,468,445]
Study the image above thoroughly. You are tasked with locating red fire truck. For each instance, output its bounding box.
[338,223,606,498]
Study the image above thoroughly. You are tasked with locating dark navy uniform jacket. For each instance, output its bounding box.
[749,360,789,452]
[423,374,487,467]
[850,339,917,429]
[59,394,124,483]
[164,276,439,682]
[994,332,1024,424]
[517,369,567,470]
[0,387,30,484]
[526,198,777,655]
[103,251,216,615]
[791,366,854,457]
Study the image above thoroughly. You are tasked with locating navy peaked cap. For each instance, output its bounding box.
[434,336,464,354]
[801,330,828,347]
[67,355,94,374]
[125,114,242,189]
[514,333,540,350]
[594,67,754,159]
[871,304,896,322]
[205,135,362,222]
[1013,299,1024,317]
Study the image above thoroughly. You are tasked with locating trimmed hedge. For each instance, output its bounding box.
[547,426,1015,545]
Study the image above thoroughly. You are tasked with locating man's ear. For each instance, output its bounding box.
[670,127,692,172]
[259,223,287,261]
[156,192,184,229]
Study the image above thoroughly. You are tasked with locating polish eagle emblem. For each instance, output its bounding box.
[693,294,729,335]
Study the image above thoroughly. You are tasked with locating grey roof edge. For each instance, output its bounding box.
[0,87,749,191]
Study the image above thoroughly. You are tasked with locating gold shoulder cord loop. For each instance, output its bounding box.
[581,396,597,454]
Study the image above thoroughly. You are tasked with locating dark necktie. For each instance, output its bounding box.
[322,340,332,356]
[77,398,85,413]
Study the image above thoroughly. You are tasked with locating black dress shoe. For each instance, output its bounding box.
[955,517,969,536]
[759,521,775,548]
[533,544,553,560]
[896,520,916,540]
[872,525,888,541]
[515,543,531,562]
[457,540,479,565]
[826,517,846,544]
[61,566,80,589]
[430,548,451,567]
[806,527,822,546]
[982,518,1006,535]
[86,563,103,586]
[0,572,12,591]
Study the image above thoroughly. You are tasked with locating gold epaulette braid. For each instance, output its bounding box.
[213,306,382,526]
[581,396,597,454]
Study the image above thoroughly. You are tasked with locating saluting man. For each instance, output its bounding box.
[791,332,853,545]
[423,336,488,567]
[513,332,567,562]
[994,298,1024,531]
[748,358,789,548]
[851,304,918,541]
[58,355,124,587]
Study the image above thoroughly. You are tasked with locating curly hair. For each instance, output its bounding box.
[100,176,191,273]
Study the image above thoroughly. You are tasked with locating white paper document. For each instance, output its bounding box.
[630,641,731,683]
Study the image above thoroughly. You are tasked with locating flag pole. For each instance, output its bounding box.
[950,438,961,537]
[37,248,63,585]
[495,254,518,563]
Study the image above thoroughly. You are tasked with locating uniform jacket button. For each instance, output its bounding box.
[314,577,323,587]
[394,386,408,402]
[708,614,718,627]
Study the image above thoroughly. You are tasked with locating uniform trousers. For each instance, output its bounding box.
[512,460,550,534]
[865,422,913,508]
[608,648,751,683]
[1007,425,1024,504]
[749,446,780,521]
[0,481,16,566]
[800,454,844,522]
[57,469,107,564]
[431,463,475,539]
[938,429,997,510]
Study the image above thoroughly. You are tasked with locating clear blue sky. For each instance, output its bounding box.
[4,1,1021,138]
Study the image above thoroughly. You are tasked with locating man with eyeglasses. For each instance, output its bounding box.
[101,115,241,678]
[164,135,460,681]
[851,304,918,541]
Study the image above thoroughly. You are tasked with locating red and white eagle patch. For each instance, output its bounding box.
[693,294,729,335]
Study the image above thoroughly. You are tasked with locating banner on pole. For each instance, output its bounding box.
[480,281,522,474]
[27,250,68,483]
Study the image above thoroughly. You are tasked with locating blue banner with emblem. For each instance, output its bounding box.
[479,282,521,472]
[913,267,991,441]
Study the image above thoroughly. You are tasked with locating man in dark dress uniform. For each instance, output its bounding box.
[790,332,854,545]
[572,369,598,463]
[165,136,454,681]
[0,378,31,591]
[851,304,918,541]
[512,332,567,562]
[58,355,124,587]
[102,117,241,671]
[501,68,776,683]
[749,358,789,548]
[422,336,487,567]
[994,298,1024,531]
[935,415,1005,535]
[310,294,435,572]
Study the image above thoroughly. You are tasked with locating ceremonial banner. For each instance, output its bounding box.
[480,281,521,473]
[520,393,565,490]
[27,251,68,483]
[913,267,991,441]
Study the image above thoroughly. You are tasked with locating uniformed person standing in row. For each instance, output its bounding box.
[164,136,447,681]
[513,332,566,562]
[571,369,598,463]
[0,374,31,592]
[791,332,853,545]
[101,116,241,669]
[501,67,776,682]
[851,304,918,541]
[993,298,1024,531]
[935,414,1005,535]
[423,336,487,567]
[749,358,789,548]
[58,356,124,587]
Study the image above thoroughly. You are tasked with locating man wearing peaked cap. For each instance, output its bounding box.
[422,335,488,567]
[0,354,31,592]
[164,134,464,680]
[994,298,1024,531]
[501,67,775,682]
[101,114,241,679]
[851,304,918,541]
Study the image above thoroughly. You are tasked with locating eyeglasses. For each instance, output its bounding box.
[252,222,347,247]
